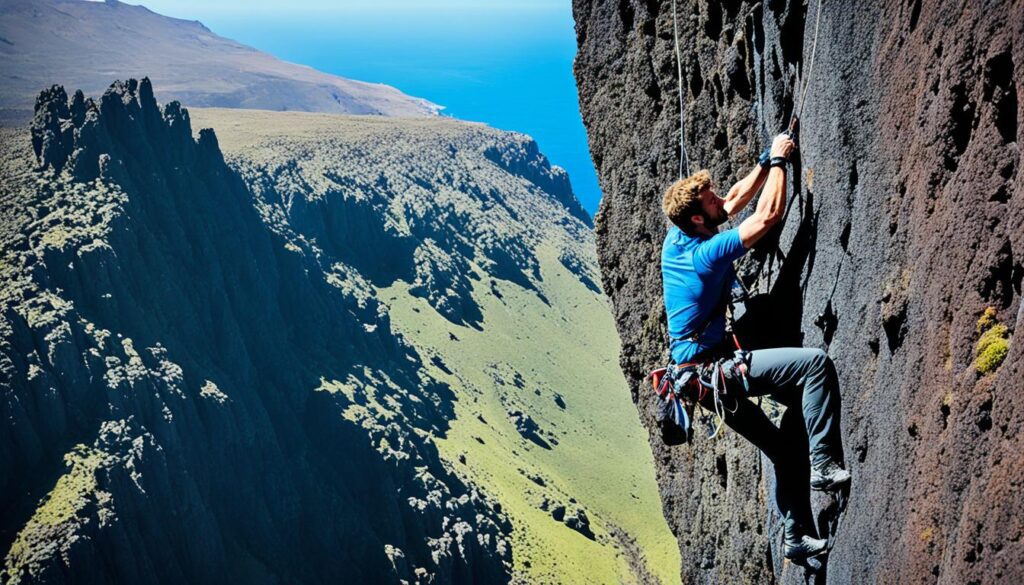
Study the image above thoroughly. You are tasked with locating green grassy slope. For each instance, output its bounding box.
[382,245,680,584]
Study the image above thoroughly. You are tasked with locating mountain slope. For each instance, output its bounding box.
[573,1,1022,584]
[0,0,439,122]
[191,106,677,585]
[1,80,677,584]
[1,80,503,585]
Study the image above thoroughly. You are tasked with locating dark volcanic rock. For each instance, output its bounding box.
[553,392,567,409]
[507,409,552,450]
[551,504,566,522]
[1,79,510,584]
[564,508,595,541]
[30,86,76,173]
[574,1,1022,584]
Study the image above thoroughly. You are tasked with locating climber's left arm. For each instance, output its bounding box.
[723,163,769,217]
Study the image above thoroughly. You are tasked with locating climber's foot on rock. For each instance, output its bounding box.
[810,459,851,492]
[784,535,829,561]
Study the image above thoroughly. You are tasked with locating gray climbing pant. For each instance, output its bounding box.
[716,347,844,539]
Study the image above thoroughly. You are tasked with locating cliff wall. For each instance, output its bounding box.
[573,1,1022,583]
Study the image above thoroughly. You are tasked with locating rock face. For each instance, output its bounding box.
[0,0,440,122]
[0,79,507,584]
[574,1,1022,584]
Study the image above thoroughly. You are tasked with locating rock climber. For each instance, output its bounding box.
[660,132,851,561]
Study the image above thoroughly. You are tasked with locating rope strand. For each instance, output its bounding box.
[670,0,824,176]
[670,0,691,178]
[791,0,824,127]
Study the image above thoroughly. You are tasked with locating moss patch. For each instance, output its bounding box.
[31,445,105,526]
[4,445,109,582]
[976,307,998,334]
[973,309,1010,375]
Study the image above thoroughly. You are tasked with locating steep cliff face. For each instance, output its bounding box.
[574,1,1022,583]
[1,79,507,584]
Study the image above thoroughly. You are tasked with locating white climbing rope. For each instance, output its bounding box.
[791,0,825,128]
[671,0,825,174]
[670,0,692,179]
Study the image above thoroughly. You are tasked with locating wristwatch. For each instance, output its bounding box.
[769,156,789,168]
[757,147,771,169]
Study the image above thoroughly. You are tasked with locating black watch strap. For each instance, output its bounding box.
[769,156,789,168]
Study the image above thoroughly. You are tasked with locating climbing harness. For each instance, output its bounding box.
[648,346,750,444]
[649,294,751,445]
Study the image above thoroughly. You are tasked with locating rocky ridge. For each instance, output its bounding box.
[1,79,509,584]
[574,1,1022,583]
[192,107,594,328]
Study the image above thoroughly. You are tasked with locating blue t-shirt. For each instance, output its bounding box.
[662,226,748,363]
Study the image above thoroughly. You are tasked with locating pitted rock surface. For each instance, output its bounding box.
[574,1,1022,583]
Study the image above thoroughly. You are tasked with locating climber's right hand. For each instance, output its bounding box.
[770,133,796,160]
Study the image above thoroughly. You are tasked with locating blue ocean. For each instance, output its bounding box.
[144,2,601,215]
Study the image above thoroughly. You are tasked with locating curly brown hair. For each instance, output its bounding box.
[662,170,712,231]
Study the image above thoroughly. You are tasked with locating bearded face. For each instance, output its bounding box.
[698,188,728,228]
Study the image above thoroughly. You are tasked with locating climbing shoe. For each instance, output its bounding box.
[810,459,851,491]
[783,535,829,560]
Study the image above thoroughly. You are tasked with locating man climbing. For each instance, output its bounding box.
[660,132,850,561]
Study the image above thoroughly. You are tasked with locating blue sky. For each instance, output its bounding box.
[124,0,602,215]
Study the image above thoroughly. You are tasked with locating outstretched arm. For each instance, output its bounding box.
[723,163,769,217]
[738,134,796,248]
